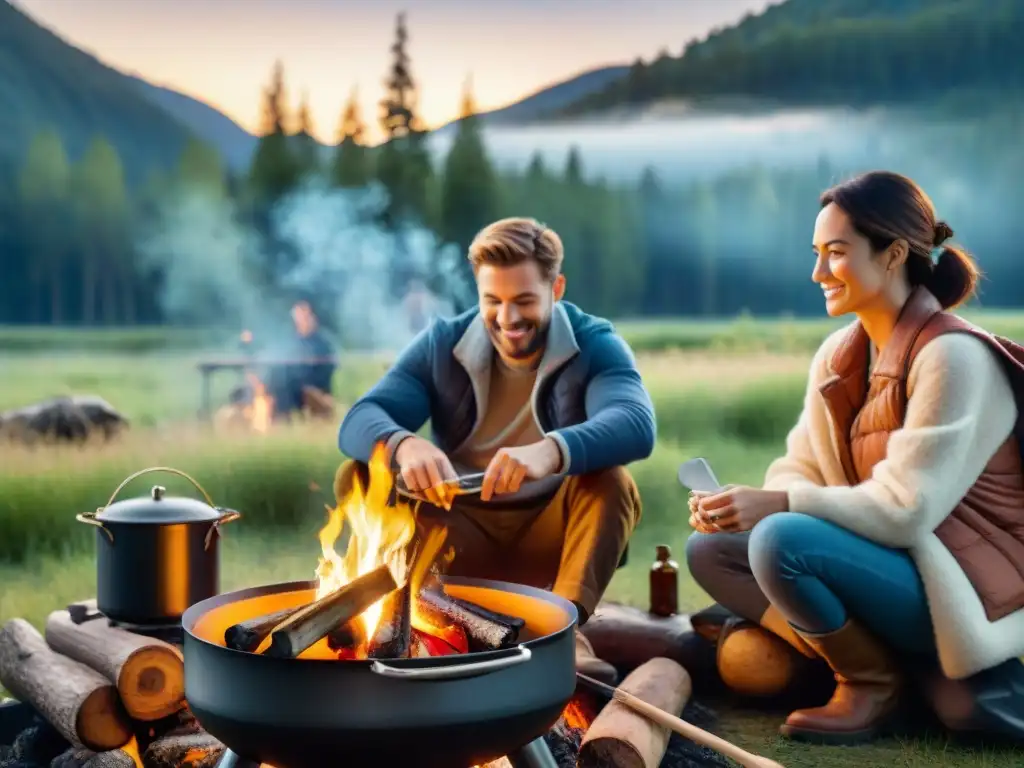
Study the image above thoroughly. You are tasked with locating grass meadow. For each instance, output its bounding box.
[2,312,1024,767]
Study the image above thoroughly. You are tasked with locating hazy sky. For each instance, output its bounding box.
[16,0,772,143]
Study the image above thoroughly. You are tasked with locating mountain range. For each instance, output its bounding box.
[0,0,631,180]
[2,0,1004,184]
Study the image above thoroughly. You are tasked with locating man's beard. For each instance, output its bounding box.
[488,318,550,361]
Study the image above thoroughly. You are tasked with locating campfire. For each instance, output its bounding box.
[242,373,273,434]
[223,444,527,663]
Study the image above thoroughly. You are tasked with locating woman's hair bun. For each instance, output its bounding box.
[933,221,954,247]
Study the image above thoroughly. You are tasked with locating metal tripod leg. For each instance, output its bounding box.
[216,749,263,768]
[508,735,558,768]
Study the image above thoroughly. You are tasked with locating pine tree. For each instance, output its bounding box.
[293,90,321,178]
[332,87,371,188]
[249,60,300,203]
[440,75,498,291]
[177,136,225,195]
[375,12,434,297]
[18,129,70,323]
[376,12,432,228]
[564,145,584,185]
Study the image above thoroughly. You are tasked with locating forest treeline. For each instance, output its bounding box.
[1,11,1023,329]
[562,0,1024,115]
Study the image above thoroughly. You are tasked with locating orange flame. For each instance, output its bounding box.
[315,444,418,640]
[243,371,273,433]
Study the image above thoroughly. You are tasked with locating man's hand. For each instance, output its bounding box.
[394,436,458,509]
[696,485,788,533]
[481,438,563,501]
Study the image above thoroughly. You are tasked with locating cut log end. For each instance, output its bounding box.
[576,739,645,768]
[76,687,133,754]
[44,609,185,722]
[0,618,133,752]
[118,646,186,721]
[579,657,692,768]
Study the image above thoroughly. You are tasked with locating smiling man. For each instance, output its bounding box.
[335,217,656,682]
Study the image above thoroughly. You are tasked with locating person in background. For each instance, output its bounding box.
[335,217,656,684]
[685,170,1024,744]
[265,299,337,418]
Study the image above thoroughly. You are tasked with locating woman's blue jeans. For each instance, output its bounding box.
[685,511,936,656]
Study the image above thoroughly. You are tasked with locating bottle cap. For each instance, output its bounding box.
[656,544,671,560]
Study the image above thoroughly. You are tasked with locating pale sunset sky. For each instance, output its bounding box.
[16,0,772,144]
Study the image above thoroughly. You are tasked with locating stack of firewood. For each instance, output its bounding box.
[0,601,222,768]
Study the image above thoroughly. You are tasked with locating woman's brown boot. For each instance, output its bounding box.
[779,619,903,744]
[759,604,818,659]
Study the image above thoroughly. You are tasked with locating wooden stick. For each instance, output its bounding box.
[367,585,411,659]
[327,619,367,653]
[451,596,526,633]
[45,610,185,721]
[265,564,398,659]
[579,658,692,768]
[577,672,787,768]
[224,607,301,652]
[416,589,519,651]
[0,618,133,751]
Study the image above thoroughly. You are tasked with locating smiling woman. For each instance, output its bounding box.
[686,170,1024,747]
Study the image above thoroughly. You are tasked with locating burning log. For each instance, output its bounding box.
[265,564,398,659]
[223,607,301,653]
[45,609,185,722]
[578,658,692,768]
[0,619,133,751]
[326,620,366,653]
[367,586,412,659]
[416,589,521,652]
[142,731,223,768]
[451,596,526,634]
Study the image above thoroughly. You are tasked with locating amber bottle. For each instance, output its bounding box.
[649,544,679,617]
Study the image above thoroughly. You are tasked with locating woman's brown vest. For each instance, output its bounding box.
[818,287,1024,622]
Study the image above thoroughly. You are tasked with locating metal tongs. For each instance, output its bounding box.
[394,471,485,509]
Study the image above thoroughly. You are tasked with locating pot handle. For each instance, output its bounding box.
[368,644,532,681]
[203,508,243,550]
[103,466,216,510]
[75,511,114,543]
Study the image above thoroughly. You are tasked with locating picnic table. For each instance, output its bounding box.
[195,356,337,420]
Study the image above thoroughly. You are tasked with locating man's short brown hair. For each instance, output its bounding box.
[467,217,564,282]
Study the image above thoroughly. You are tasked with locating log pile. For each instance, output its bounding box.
[0,599,200,768]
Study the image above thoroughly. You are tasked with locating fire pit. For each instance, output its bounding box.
[183,577,575,767]
[180,442,576,767]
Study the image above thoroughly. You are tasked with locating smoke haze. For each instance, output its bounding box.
[137,180,468,352]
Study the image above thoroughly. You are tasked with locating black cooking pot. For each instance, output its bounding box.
[77,466,242,626]
[182,577,578,768]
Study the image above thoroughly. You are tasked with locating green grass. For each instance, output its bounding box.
[1,322,1022,766]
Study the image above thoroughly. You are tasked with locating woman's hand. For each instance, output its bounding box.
[696,486,789,533]
[688,488,729,534]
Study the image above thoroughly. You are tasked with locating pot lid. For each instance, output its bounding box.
[95,485,222,524]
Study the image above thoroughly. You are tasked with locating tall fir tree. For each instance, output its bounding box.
[376,12,434,294]
[249,61,300,204]
[439,75,498,305]
[293,90,321,179]
[332,87,371,188]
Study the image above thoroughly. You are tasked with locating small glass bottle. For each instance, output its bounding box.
[650,544,679,617]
